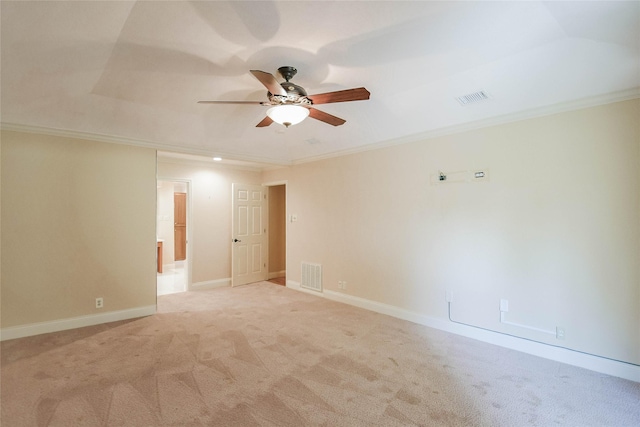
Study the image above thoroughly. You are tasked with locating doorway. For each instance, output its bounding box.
[157,180,190,295]
[266,183,286,286]
[230,182,287,287]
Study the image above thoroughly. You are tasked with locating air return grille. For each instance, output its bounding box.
[456,90,490,105]
[301,262,322,292]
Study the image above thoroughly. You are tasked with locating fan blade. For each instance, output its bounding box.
[308,108,346,126]
[250,70,287,96]
[198,100,267,105]
[256,116,274,127]
[307,87,370,105]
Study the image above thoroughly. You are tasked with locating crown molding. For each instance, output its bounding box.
[292,88,640,166]
[3,88,638,169]
[0,122,292,168]
[1,122,174,150]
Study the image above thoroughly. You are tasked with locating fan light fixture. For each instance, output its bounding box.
[267,105,309,128]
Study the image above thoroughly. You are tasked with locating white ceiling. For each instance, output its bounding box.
[2,1,639,167]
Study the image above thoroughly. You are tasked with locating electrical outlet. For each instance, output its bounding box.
[556,327,565,340]
[445,290,453,302]
[337,281,347,290]
[500,299,509,312]
[96,297,104,309]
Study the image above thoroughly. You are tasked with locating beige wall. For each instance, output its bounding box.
[1,99,638,366]
[263,99,640,365]
[157,160,262,284]
[268,185,286,275]
[0,136,3,325]
[1,131,157,328]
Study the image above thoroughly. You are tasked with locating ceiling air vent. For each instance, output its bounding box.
[456,90,490,106]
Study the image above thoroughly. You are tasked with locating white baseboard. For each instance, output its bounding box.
[268,270,286,280]
[0,305,157,342]
[285,281,639,383]
[191,278,231,290]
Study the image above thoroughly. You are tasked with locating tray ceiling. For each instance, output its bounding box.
[2,1,638,166]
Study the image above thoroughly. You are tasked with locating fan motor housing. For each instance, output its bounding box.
[268,81,311,106]
[280,82,307,96]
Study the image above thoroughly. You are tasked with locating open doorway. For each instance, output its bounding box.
[266,183,286,286]
[157,180,190,295]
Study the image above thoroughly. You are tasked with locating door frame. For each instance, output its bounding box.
[263,180,288,284]
[157,177,192,291]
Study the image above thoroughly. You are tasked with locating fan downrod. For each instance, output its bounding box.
[278,66,298,82]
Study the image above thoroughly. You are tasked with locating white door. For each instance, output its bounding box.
[232,183,267,286]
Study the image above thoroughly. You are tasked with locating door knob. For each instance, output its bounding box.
[233,239,241,243]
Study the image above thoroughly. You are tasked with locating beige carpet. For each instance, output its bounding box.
[1,282,639,426]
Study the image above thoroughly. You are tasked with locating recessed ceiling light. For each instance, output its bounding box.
[213,157,222,161]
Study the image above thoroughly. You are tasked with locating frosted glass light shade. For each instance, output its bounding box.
[266,105,310,127]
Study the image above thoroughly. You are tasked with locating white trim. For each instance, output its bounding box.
[191,278,231,290]
[0,122,291,167]
[0,306,156,342]
[262,180,289,187]
[285,281,640,382]
[4,89,637,169]
[286,279,324,296]
[268,270,286,280]
[292,88,640,166]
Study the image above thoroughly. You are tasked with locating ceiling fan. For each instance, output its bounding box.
[198,66,370,128]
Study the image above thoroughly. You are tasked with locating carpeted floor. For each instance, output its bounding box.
[1,282,639,426]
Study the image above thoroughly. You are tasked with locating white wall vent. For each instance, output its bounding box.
[301,262,322,292]
[456,90,490,106]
